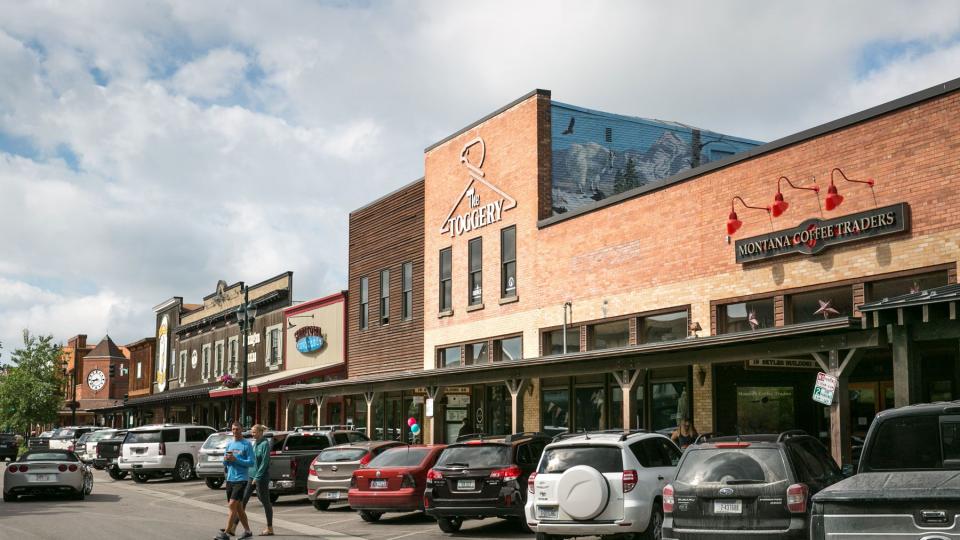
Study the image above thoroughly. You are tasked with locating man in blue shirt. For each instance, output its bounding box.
[217,421,255,539]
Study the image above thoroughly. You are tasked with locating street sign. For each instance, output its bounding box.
[813,371,838,405]
[247,334,260,346]
[426,398,434,418]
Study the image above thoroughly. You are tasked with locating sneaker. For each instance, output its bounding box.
[238,531,253,539]
[214,533,231,540]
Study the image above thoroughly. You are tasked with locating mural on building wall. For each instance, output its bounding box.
[550,103,762,215]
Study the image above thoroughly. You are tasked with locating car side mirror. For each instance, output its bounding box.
[841,464,855,477]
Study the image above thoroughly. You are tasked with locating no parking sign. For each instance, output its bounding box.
[813,372,838,405]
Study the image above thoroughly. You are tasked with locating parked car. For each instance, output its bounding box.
[118,424,216,483]
[349,444,447,521]
[811,402,960,539]
[0,433,19,462]
[424,432,551,533]
[527,430,679,540]
[663,430,842,539]
[76,429,121,466]
[307,440,405,510]
[48,426,105,451]
[94,430,128,480]
[4,450,93,502]
[267,429,369,503]
[195,431,233,489]
[27,432,52,451]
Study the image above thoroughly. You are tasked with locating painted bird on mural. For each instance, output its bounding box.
[814,299,840,319]
[562,116,575,135]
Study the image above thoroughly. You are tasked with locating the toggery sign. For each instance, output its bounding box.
[735,203,909,264]
[440,137,517,237]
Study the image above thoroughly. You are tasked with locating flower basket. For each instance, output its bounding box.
[219,374,240,388]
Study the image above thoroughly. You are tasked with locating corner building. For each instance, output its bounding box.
[282,80,960,466]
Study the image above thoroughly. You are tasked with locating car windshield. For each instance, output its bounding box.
[368,448,430,468]
[539,446,624,474]
[317,448,368,462]
[76,433,92,444]
[87,430,116,442]
[52,428,76,439]
[202,433,234,450]
[677,448,787,485]
[125,431,162,444]
[22,452,78,462]
[436,445,510,468]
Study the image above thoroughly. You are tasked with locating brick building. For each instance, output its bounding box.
[279,78,960,465]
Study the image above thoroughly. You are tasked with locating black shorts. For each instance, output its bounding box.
[225,481,247,502]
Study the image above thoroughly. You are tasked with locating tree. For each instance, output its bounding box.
[0,331,65,434]
[614,157,640,194]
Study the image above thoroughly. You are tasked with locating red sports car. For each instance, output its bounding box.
[349,444,446,522]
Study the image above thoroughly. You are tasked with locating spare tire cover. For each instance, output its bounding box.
[557,465,610,520]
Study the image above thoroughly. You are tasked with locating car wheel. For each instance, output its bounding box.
[132,473,149,484]
[84,473,94,495]
[639,502,663,540]
[270,493,280,504]
[2,491,16,503]
[108,467,126,481]
[437,516,463,533]
[359,510,383,522]
[174,457,193,482]
[312,499,330,511]
[205,477,224,490]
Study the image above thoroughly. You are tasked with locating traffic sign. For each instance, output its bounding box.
[813,371,838,406]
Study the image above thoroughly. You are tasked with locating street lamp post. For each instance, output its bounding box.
[235,287,257,429]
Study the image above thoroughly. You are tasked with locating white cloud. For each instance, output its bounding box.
[170,47,249,100]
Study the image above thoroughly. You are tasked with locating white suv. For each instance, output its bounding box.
[119,424,216,483]
[525,430,681,540]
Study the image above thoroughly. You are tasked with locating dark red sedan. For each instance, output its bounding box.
[349,444,447,522]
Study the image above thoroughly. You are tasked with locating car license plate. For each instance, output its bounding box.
[31,474,53,482]
[325,491,340,499]
[370,479,388,489]
[456,479,475,491]
[714,500,742,514]
[208,455,221,462]
[538,506,558,519]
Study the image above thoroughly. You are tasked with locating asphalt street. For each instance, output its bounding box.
[0,469,534,540]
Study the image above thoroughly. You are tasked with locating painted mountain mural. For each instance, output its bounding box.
[551,103,763,215]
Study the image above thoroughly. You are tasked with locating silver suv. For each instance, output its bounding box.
[118,424,216,483]
[525,430,681,540]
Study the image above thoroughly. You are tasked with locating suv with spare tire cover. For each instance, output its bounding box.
[527,430,680,540]
[663,431,843,540]
[424,432,551,533]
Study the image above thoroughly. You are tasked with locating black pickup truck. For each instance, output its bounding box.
[811,401,960,539]
[267,429,368,503]
[95,430,129,480]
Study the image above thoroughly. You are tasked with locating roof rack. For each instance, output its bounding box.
[776,430,808,442]
[549,429,648,443]
[455,432,489,443]
[692,432,715,445]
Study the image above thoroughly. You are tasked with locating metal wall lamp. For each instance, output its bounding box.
[826,167,877,211]
[771,176,822,218]
[726,196,771,236]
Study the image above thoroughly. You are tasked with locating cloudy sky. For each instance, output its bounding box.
[1,1,958,359]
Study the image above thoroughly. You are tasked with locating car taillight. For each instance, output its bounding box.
[426,468,442,481]
[786,483,808,513]
[490,465,522,482]
[67,444,74,452]
[622,470,638,493]
[159,442,166,456]
[58,464,68,472]
[401,473,416,488]
[359,453,372,467]
[96,445,101,458]
[18,465,28,473]
[715,442,751,448]
[8,466,17,473]
[68,464,78,472]
[269,450,280,456]
[663,484,675,513]
[528,471,537,494]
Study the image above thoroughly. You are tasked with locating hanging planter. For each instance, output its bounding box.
[219,374,240,388]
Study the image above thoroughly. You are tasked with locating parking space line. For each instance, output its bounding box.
[386,528,437,540]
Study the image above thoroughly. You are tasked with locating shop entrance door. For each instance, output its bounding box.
[444,393,470,443]
[848,381,895,439]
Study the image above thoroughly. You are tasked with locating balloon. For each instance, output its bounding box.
[411,423,421,434]
[407,417,417,427]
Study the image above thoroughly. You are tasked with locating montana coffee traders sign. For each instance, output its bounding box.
[735,203,910,264]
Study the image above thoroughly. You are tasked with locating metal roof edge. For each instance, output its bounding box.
[424,89,550,153]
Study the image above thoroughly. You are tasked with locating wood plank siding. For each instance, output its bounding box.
[348,179,425,377]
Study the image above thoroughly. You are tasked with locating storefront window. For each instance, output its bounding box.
[486,386,509,435]
[591,320,630,350]
[438,346,461,368]
[445,393,470,443]
[720,299,775,333]
[867,271,948,302]
[651,381,688,432]
[353,398,367,434]
[609,386,623,429]
[790,286,853,324]
[372,396,384,440]
[574,386,605,431]
[736,386,795,434]
[542,387,570,437]
[465,342,489,366]
[640,310,688,343]
[635,384,645,429]
[544,328,580,355]
[493,336,522,362]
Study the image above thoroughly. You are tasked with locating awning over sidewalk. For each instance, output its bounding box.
[273,317,878,399]
[125,383,218,407]
[209,363,345,398]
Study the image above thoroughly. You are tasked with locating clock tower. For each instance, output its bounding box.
[79,335,129,401]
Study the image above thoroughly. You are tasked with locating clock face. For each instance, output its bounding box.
[87,369,106,391]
